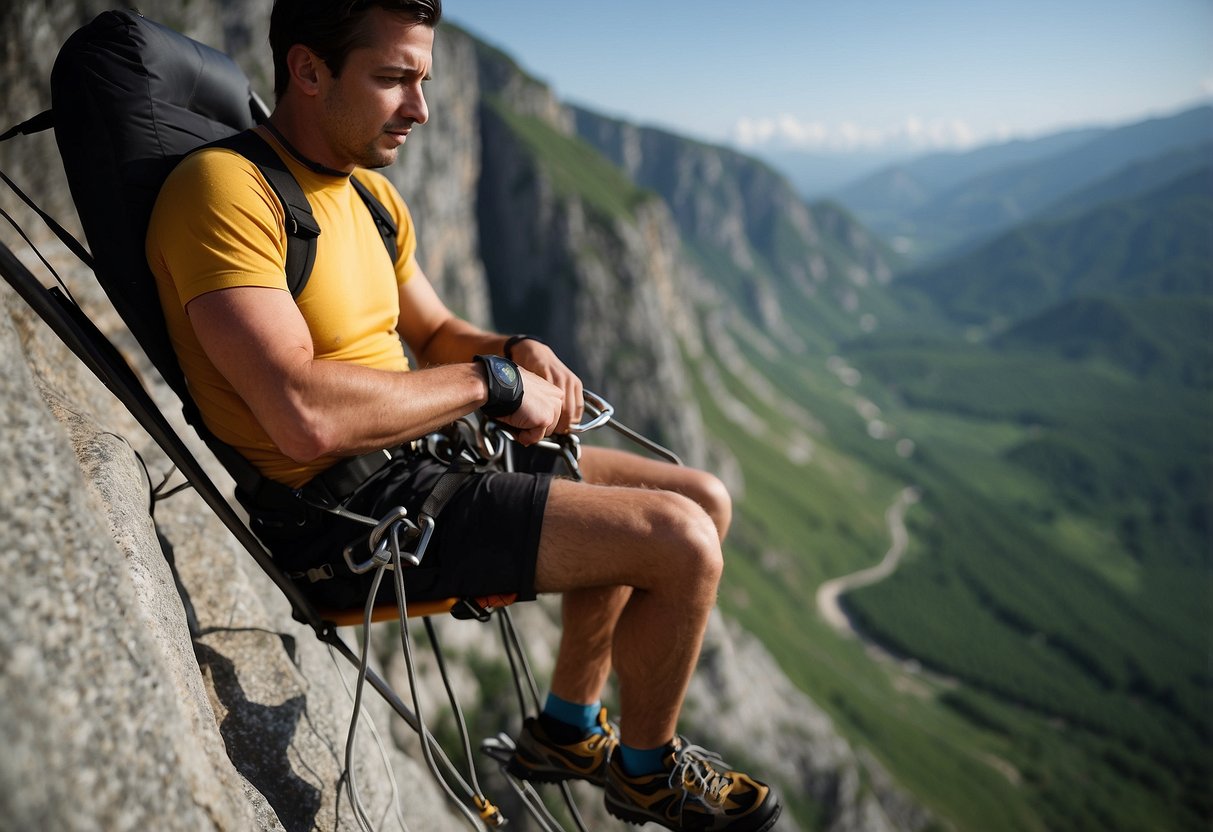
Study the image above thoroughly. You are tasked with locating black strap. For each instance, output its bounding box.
[0,111,95,270]
[0,110,53,143]
[421,466,474,521]
[204,130,320,298]
[0,109,54,142]
[351,176,399,264]
[201,129,399,298]
[301,447,398,508]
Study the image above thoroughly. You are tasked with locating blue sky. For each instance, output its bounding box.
[445,0,1213,156]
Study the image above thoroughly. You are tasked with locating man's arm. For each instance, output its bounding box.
[396,258,585,431]
[186,278,565,461]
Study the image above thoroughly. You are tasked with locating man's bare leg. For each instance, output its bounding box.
[549,448,733,707]
[535,475,723,748]
[578,447,733,541]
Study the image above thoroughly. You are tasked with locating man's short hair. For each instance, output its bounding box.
[270,0,443,100]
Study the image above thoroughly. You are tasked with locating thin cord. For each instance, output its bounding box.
[328,645,411,832]
[391,533,484,830]
[501,608,542,712]
[0,203,77,304]
[499,612,532,723]
[424,617,487,798]
[0,164,94,271]
[346,564,392,832]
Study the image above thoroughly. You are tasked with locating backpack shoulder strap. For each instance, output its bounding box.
[203,129,321,298]
[350,175,399,264]
[200,131,400,295]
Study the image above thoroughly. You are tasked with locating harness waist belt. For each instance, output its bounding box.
[301,445,407,506]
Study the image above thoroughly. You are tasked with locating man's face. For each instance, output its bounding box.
[317,8,433,170]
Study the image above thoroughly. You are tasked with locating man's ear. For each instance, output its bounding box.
[286,44,325,97]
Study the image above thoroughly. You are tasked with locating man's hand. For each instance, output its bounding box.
[509,339,584,434]
[497,366,566,445]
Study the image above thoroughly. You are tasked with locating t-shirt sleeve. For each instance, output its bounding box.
[148,149,290,309]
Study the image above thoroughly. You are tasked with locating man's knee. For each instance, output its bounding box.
[646,491,724,587]
[688,470,732,538]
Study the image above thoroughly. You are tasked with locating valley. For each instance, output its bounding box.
[816,486,920,637]
[568,99,1210,831]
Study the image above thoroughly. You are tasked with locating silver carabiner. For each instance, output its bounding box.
[568,389,614,433]
[344,506,416,574]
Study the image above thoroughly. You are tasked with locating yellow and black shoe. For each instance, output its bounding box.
[506,707,619,786]
[604,737,782,831]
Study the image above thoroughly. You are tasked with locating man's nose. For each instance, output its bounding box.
[402,86,428,125]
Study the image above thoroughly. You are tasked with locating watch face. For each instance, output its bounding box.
[493,360,518,388]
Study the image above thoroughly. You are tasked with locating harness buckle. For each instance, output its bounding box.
[342,506,436,574]
[305,563,335,583]
[286,563,336,583]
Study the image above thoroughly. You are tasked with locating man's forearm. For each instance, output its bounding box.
[411,315,508,367]
[253,357,489,462]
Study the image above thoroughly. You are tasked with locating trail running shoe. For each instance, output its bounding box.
[604,737,782,831]
[506,707,619,786]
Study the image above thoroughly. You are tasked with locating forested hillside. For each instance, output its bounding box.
[830,110,1212,831]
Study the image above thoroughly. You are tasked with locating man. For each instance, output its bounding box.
[147,2,781,830]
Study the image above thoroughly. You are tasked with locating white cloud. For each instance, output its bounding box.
[733,113,988,152]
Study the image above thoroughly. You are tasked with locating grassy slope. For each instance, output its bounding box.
[698,320,1211,830]
[689,329,1051,832]
[835,340,1211,831]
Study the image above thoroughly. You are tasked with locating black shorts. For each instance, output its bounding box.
[246,444,565,610]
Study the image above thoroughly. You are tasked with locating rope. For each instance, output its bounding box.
[425,617,495,812]
[0,201,78,305]
[328,645,411,832]
[344,562,392,832]
[0,164,95,273]
[389,532,486,830]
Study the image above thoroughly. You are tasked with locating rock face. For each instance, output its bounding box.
[1,268,465,831]
[573,108,899,349]
[1,4,930,831]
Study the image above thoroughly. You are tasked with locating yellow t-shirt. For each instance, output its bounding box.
[146,127,418,487]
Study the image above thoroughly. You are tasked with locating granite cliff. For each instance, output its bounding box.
[1,4,928,830]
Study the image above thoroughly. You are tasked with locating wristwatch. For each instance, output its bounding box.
[475,354,524,418]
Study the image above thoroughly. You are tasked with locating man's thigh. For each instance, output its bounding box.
[533,476,713,594]
[579,446,694,489]
[577,446,730,533]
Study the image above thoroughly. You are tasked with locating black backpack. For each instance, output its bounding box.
[50,9,397,430]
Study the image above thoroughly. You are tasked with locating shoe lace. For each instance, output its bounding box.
[587,707,618,753]
[596,707,618,740]
[668,741,733,810]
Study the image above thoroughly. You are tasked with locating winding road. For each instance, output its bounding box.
[816,486,920,636]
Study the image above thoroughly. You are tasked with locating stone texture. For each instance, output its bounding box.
[0,291,258,831]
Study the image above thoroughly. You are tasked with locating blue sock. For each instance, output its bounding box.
[542,692,605,735]
[619,743,669,776]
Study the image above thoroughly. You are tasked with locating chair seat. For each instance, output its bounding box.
[318,593,518,626]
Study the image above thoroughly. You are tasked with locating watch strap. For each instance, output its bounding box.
[503,334,547,361]
[475,354,524,418]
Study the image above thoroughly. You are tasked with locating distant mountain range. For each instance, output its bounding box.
[895,163,1213,326]
[831,104,1213,263]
